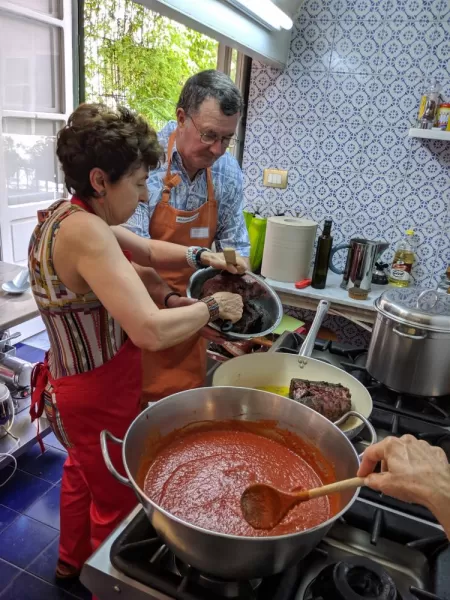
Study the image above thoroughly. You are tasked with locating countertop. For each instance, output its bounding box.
[0,261,38,330]
[265,272,387,326]
[265,272,386,310]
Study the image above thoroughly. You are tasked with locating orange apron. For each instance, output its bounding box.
[141,130,217,404]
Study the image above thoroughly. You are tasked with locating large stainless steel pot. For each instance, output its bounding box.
[101,386,373,580]
[367,288,450,397]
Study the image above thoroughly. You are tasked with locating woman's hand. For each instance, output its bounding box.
[200,251,247,274]
[167,296,225,343]
[358,435,450,536]
[212,291,243,323]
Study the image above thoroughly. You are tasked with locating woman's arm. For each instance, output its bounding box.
[111,225,247,274]
[55,213,242,352]
[133,264,175,307]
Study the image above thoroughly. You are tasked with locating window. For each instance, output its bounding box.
[0,0,73,265]
[84,0,220,131]
[82,0,250,159]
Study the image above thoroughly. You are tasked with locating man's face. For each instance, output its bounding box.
[176,98,240,173]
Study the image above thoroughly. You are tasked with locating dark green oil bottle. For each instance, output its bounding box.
[311,220,333,289]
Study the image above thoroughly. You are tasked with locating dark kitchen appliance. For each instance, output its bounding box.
[81,330,450,600]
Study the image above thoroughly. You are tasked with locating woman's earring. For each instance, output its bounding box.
[98,190,106,197]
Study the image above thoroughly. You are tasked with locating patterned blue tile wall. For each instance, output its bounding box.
[242,0,450,291]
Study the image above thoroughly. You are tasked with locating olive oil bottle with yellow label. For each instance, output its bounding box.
[389,230,415,288]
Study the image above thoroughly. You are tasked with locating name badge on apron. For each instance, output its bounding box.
[191,227,209,239]
[176,213,199,224]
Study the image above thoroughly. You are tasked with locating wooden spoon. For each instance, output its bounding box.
[222,247,237,267]
[240,477,365,530]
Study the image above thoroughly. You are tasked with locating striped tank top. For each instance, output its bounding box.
[28,199,126,379]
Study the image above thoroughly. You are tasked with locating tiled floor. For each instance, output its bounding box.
[0,340,91,599]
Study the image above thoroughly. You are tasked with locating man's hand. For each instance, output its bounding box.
[200,251,247,274]
[167,296,226,343]
[358,435,450,536]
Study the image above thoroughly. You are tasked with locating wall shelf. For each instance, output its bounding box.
[409,128,450,140]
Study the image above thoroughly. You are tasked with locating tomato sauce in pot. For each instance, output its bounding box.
[139,421,338,537]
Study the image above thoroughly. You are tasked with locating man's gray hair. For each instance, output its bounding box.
[177,70,243,116]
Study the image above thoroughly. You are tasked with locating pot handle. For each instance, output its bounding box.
[393,326,427,340]
[333,410,377,459]
[100,430,132,488]
[329,243,350,275]
[416,289,439,310]
[298,299,330,359]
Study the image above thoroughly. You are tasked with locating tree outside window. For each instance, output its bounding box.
[84,0,219,131]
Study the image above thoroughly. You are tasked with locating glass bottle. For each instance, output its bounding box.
[388,229,415,288]
[417,80,441,129]
[311,220,333,289]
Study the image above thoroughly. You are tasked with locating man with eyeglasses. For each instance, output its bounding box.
[123,69,250,405]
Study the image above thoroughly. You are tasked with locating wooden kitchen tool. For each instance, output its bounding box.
[223,247,237,266]
[241,477,365,530]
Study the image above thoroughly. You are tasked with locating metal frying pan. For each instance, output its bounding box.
[212,299,375,441]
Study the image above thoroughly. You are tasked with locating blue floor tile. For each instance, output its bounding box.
[17,445,66,483]
[24,485,60,530]
[0,571,75,599]
[0,559,20,589]
[45,432,67,453]
[0,515,58,568]
[0,505,19,534]
[27,539,91,600]
[0,468,52,512]
[26,537,58,582]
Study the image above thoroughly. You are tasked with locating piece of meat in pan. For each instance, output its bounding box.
[289,379,351,422]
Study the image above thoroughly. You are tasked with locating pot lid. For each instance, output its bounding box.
[375,288,450,332]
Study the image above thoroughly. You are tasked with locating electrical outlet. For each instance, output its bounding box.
[263,168,288,189]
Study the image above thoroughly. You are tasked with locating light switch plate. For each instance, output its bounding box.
[263,168,288,189]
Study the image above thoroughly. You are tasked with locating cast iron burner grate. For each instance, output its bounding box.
[110,509,304,600]
[110,500,450,600]
[344,361,450,428]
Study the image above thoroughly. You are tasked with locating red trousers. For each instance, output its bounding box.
[59,448,137,569]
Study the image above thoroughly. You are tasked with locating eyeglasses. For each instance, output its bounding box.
[188,116,237,148]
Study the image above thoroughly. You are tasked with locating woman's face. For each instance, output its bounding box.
[105,166,149,225]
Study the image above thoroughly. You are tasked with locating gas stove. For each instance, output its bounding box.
[81,331,450,600]
[272,331,450,428]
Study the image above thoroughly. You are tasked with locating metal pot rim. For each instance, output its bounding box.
[375,288,450,333]
[122,387,361,542]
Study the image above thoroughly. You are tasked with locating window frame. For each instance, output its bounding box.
[0,0,74,261]
[216,42,251,165]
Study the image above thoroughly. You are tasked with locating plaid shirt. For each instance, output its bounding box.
[123,121,250,255]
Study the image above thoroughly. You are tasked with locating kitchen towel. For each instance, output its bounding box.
[261,216,317,283]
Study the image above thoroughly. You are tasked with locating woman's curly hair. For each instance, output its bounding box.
[57,103,162,198]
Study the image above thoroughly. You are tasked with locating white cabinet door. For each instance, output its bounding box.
[0,0,73,265]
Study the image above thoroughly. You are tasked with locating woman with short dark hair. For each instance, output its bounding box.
[29,103,245,580]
